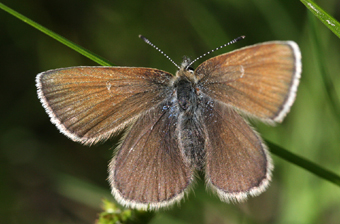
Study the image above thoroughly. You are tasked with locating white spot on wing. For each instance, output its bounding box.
[240,65,245,78]
[106,81,112,91]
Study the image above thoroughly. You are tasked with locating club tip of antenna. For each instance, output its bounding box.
[139,34,147,41]
[236,35,246,41]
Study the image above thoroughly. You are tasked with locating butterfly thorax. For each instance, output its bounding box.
[176,78,197,112]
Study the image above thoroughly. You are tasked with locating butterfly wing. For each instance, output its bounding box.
[195,41,301,123]
[36,66,173,145]
[201,99,272,202]
[109,101,194,210]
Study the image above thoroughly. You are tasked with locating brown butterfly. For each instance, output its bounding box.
[36,36,301,210]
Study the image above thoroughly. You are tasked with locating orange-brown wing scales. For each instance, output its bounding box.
[109,104,193,209]
[37,67,173,144]
[196,42,299,122]
[202,100,272,201]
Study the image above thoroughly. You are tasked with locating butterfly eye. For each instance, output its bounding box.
[186,67,194,73]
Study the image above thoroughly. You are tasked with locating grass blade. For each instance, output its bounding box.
[0,2,114,66]
[267,141,340,187]
[300,0,340,39]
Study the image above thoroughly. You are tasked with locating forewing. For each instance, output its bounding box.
[202,99,272,202]
[109,102,193,210]
[36,66,173,144]
[195,41,301,122]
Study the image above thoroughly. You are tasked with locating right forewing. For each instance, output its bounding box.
[36,66,173,144]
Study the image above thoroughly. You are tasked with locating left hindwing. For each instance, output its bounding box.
[200,98,272,202]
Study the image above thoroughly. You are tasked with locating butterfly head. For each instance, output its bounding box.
[176,57,197,83]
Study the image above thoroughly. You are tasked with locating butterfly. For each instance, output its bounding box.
[36,36,301,210]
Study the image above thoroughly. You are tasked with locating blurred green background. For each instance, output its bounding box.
[1,0,340,223]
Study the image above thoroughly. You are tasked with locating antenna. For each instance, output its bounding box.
[187,36,246,68]
[139,35,180,69]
